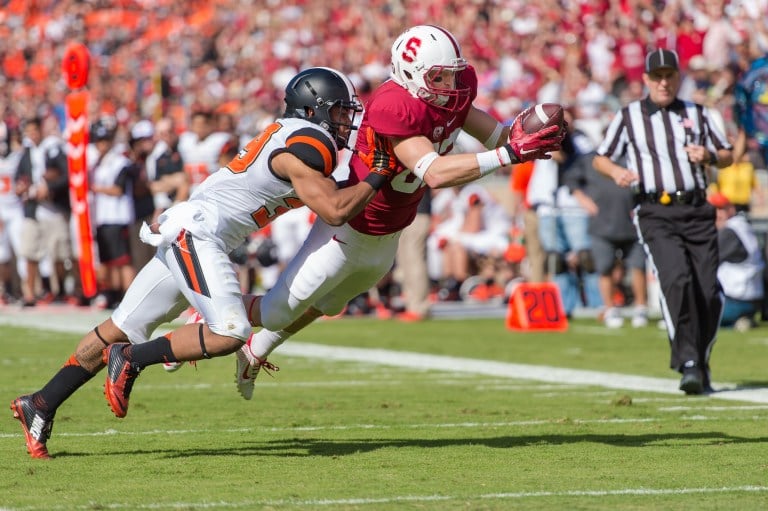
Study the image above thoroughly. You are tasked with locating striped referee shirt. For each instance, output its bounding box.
[596,97,732,194]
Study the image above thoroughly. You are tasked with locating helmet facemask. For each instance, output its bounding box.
[283,67,363,149]
[418,63,469,111]
[311,96,363,149]
[391,25,471,112]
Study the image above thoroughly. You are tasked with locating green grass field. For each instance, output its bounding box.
[1,313,767,510]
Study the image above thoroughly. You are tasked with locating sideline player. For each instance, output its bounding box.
[10,67,397,459]
[100,25,565,402]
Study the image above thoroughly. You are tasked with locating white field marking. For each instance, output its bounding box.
[3,415,767,441]
[3,313,768,404]
[4,485,767,510]
[476,384,589,391]
[278,342,768,404]
[658,405,768,412]
[631,397,701,403]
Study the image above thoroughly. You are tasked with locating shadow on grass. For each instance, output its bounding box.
[719,381,768,390]
[708,380,768,396]
[48,431,765,459]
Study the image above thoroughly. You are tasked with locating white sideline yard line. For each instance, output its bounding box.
[2,485,767,510]
[279,342,768,404]
[3,312,768,404]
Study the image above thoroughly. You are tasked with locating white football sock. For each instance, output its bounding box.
[247,329,291,360]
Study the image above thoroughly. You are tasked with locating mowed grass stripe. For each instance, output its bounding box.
[4,414,768,440]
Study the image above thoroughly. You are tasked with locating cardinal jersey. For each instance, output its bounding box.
[180,118,337,253]
[347,66,478,235]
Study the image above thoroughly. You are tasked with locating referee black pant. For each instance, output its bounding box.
[635,202,723,373]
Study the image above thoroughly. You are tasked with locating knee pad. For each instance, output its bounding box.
[578,249,595,273]
[544,252,565,275]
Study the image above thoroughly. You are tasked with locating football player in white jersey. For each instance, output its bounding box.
[177,110,231,192]
[0,122,25,301]
[10,67,397,459]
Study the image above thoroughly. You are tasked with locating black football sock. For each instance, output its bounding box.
[126,337,179,369]
[35,354,96,416]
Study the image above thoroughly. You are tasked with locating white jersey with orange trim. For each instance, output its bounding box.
[161,118,337,254]
[0,149,23,266]
[112,117,339,343]
[178,130,231,188]
[0,149,22,210]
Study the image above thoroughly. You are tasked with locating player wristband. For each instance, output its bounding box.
[413,151,439,180]
[476,146,514,176]
[708,151,718,165]
[364,172,389,190]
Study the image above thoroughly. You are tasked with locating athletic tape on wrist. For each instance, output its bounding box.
[476,146,513,176]
[412,151,439,180]
[483,122,505,150]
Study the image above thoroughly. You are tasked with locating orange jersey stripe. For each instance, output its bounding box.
[287,135,334,176]
[177,234,204,295]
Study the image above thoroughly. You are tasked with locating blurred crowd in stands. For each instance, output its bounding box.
[1,0,768,325]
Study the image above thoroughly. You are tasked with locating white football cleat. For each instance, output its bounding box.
[235,341,279,401]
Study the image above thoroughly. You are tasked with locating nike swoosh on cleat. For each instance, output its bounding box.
[332,235,347,245]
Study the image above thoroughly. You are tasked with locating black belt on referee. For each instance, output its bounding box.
[635,189,706,206]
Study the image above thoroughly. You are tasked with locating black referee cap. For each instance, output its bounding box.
[645,49,679,73]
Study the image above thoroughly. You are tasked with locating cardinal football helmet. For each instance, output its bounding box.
[283,67,363,149]
[390,25,470,112]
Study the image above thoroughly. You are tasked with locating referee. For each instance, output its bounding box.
[593,49,733,395]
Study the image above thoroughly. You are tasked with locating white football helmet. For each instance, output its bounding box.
[390,25,470,112]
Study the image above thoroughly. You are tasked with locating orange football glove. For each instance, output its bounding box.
[361,127,398,177]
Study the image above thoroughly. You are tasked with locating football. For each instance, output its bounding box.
[521,103,565,135]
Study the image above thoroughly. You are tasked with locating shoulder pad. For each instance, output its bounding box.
[285,126,337,176]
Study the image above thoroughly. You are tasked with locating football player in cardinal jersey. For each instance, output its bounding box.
[10,67,397,458]
[225,25,566,399]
